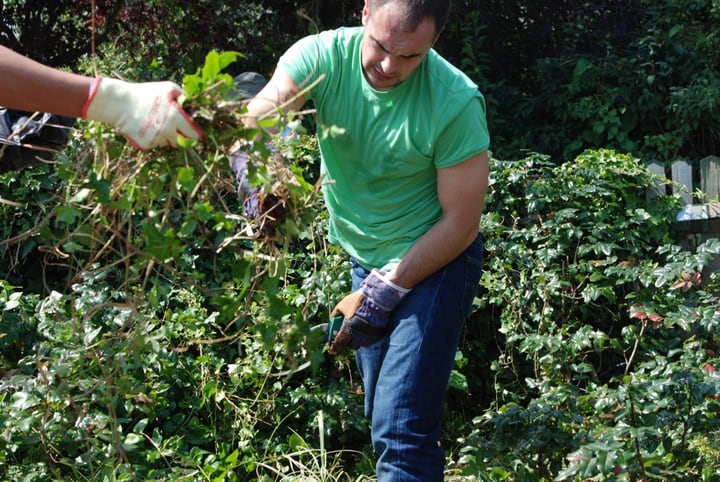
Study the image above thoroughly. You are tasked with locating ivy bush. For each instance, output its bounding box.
[6,108,718,480]
[453,150,720,480]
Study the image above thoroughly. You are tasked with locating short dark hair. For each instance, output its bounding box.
[368,0,452,33]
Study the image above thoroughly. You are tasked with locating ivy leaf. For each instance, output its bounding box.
[288,433,307,450]
[11,391,39,410]
[141,222,183,262]
[177,166,196,193]
[56,206,82,225]
[448,369,468,392]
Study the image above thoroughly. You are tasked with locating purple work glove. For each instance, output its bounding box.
[228,147,287,237]
[330,269,411,355]
[228,148,262,219]
[229,149,253,199]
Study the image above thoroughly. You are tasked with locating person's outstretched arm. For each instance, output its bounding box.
[0,46,202,149]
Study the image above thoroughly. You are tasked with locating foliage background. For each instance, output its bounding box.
[1,1,719,480]
[3,0,718,163]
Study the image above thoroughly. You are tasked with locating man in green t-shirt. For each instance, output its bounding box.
[234,0,489,479]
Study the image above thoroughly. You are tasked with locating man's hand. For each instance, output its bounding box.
[228,147,264,221]
[229,148,254,200]
[82,77,203,150]
[329,269,411,355]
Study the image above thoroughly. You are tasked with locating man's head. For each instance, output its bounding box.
[360,0,451,91]
[366,0,452,34]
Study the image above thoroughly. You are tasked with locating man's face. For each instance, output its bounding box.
[360,1,438,91]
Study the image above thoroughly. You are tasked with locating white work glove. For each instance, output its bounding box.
[82,77,203,150]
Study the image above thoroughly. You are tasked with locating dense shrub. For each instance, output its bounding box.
[0,0,97,68]
[0,1,302,76]
[454,150,720,480]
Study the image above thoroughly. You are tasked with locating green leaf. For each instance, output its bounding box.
[56,206,82,224]
[202,380,218,401]
[448,369,468,392]
[202,51,222,83]
[177,166,196,193]
[288,433,307,450]
[183,74,203,97]
[69,187,91,203]
[179,218,197,238]
[201,50,242,84]
[217,51,243,71]
[225,449,239,464]
[11,391,39,410]
[141,222,183,262]
[3,291,22,310]
[88,173,111,204]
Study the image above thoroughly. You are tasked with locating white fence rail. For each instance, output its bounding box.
[647,155,720,273]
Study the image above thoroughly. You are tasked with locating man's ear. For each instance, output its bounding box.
[361,0,370,26]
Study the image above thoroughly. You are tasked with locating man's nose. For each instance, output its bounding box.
[380,54,397,73]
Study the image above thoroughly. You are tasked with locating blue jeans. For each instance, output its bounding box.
[352,233,484,481]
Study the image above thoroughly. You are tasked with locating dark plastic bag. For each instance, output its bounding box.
[0,107,75,172]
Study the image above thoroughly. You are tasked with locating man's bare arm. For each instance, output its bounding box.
[0,46,90,117]
[243,67,306,130]
[387,150,489,288]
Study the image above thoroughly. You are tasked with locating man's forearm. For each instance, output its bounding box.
[0,46,90,117]
[242,68,305,134]
[386,150,489,289]
[386,215,479,289]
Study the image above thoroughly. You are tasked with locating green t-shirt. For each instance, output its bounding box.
[278,26,490,271]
